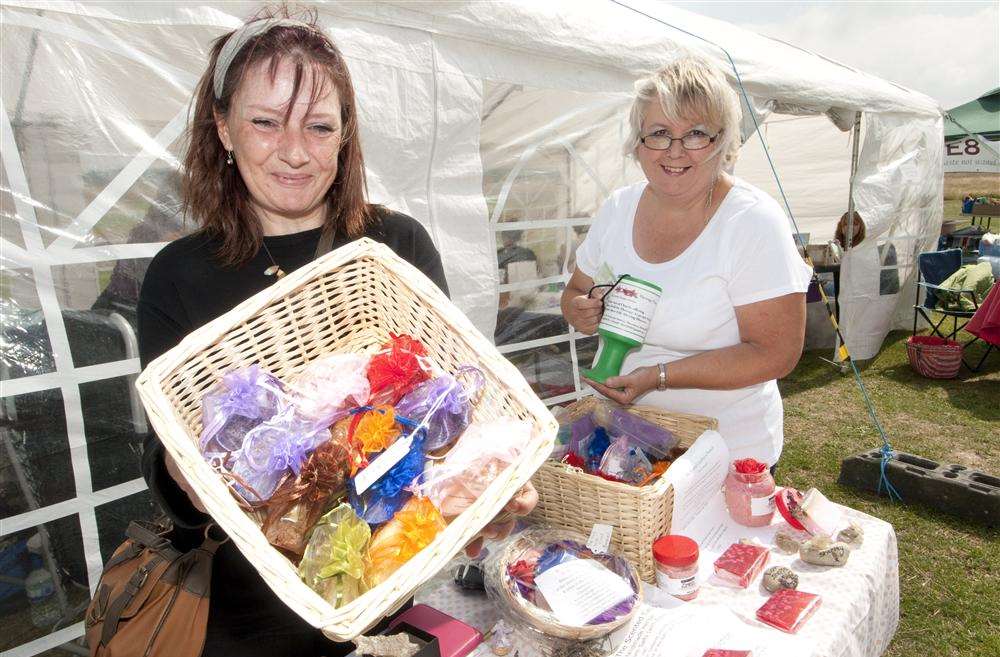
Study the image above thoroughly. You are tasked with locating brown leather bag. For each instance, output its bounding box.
[85,521,225,657]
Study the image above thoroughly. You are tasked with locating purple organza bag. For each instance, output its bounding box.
[394,365,485,451]
[606,407,678,460]
[200,365,283,458]
[228,405,331,503]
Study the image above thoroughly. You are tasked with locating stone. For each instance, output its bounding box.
[774,528,809,554]
[762,566,799,593]
[800,535,850,567]
[353,633,421,657]
[837,522,865,547]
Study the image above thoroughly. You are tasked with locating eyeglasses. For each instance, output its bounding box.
[640,129,722,151]
[587,274,629,311]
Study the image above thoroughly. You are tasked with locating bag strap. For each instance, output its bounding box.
[126,522,181,561]
[102,540,144,572]
[100,554,166,647]
[314,226,335,260]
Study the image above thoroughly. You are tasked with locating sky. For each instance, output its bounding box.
[670,1,999,109]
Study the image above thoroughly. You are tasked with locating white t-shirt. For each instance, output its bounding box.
[575,178,813,464]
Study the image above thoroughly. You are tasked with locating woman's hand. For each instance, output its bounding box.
[464,482,538,558]
[583,366,659,405]
[561,269,602,335]
[565,294,604,335]
[164,451,208,513]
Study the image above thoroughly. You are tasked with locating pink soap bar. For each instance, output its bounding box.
[712,543,770,588]
[702,651,752,657]
[756,589,822,633]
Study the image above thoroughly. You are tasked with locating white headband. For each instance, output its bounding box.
[213,18,313,99]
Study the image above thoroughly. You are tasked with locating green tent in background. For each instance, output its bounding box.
[944,87,1000,140]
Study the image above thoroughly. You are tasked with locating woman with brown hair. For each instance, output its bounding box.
[137,8,532,654]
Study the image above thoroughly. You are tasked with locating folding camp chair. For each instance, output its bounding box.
[912,249,979,340]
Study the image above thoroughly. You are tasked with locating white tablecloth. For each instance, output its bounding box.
[416,507,898,657]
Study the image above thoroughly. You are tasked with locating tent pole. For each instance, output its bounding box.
[833,112,862,368]
[845,112,861,250]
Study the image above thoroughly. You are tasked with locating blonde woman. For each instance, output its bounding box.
[561,58,812,466]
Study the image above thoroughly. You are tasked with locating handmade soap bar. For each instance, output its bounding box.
[713,542,769,588]
[756,589,822,633]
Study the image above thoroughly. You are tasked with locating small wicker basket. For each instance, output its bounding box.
[906,335,962,379]
[530,396,717,583]
[490,530,641,643]
[135,238,557,640]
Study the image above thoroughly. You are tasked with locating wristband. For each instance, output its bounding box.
[657,363,668,391]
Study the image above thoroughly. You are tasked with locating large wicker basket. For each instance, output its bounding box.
[135,238,557,640]
[530,396,717,583]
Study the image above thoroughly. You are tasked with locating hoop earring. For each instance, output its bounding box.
[226,150,234,165]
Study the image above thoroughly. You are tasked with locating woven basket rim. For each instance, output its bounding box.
[907,335,962,349]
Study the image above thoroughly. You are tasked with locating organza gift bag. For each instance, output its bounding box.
[261,435,353,557]
[228,405,331,503]
[285,353,371,426]
[200,365,283,459]
[414,418,532,518]
[365,496,446,587]
[366,334,433,406]
[298,503,371,607]
[348,413,428,525]
[394,365,485,452]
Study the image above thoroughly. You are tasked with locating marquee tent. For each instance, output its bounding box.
[943,87,1000,173]
[0,1,942,654]
[944,87,1000,140]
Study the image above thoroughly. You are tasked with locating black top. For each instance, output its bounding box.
[137,208,448,656]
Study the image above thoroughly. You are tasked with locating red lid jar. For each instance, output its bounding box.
[652,535,700,601]
[724,459,776,527]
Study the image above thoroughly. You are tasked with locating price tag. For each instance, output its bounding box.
[353,434,413,494]
[587,523,613,554]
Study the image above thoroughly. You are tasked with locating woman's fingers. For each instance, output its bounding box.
[569,295,604,334]
[462,484,538,557]
[464,536,485,558]
[583,377,634,405]
[504,482,538,516]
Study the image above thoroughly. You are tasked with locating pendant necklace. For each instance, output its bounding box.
[261,240,286,279]
[703,173,719,226]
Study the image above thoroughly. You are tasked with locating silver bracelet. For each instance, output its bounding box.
[657,363,668,391]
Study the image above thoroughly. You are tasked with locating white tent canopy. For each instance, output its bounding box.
[1,2,941,654]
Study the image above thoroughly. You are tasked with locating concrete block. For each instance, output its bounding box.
[838,450,1000,526]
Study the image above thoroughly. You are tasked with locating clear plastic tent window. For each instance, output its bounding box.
[1,2,940,654]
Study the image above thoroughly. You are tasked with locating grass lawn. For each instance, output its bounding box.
[780,330,999,657]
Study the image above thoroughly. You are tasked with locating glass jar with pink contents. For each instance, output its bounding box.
[724,458,776,527]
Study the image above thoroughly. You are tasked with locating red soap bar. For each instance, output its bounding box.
[702,651,752,657]
[712,543,770,588]
[756,589,822,633]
